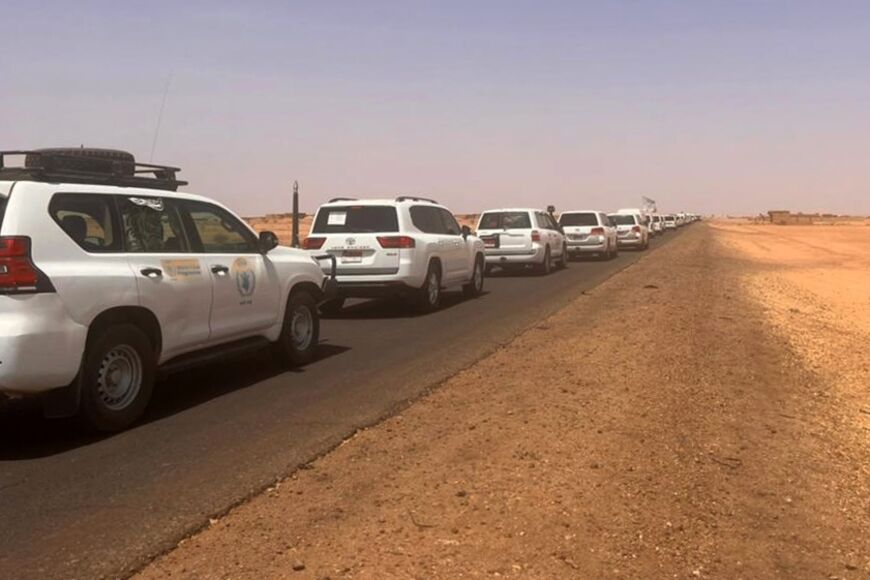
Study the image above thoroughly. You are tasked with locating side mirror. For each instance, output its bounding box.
[461,225,472,239]
[258,231,280,254]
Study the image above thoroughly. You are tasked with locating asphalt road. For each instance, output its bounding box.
[0,229,686,579]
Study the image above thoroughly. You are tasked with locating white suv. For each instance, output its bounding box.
[0,148,335,432]
[558,210,618,260]
[303,197,485,313]
[476,208,567,274]
[608,212,650,250]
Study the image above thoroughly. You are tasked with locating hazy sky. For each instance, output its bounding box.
[3,1,869,216]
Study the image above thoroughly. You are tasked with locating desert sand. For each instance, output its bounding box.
[137,222,870,579]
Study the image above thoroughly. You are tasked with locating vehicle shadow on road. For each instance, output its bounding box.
[322,291,490,320]
[486,266,571,278]
[0,342,350,461]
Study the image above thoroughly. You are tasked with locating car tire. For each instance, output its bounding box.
[277,290,320,366]
[319,297,345,316]
[463,255,485,298]
[77,324,156,433]
[537,246,552,275]
[416,262,442,313]
[556,244,567,269]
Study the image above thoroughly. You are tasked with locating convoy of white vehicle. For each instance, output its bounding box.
[0,148,698,431]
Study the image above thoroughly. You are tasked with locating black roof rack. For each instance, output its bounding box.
[0,148,187,192]
[327,197,358,203]
[396,195,438,204]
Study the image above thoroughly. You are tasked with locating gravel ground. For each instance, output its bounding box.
[137,223,870,579]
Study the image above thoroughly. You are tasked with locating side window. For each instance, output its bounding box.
[118,197,189,253]
[181,201,258,253]
[49,193,121,253]
[439,208,461,236]
[410,206,445,234]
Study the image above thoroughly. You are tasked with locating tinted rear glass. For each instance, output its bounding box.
[0,197,6,229]
[559,213,598,226]
[479,211,531,229]
[312,206,399,233]
[665,215,675,221]
[609,214,637,225]
[49,193,122,252]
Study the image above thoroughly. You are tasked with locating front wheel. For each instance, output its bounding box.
[277,290,320,366]
[463,255,485,298]
[78,324,156,432]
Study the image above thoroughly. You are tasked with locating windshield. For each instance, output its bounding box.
[608,214,637,226]
[312,206,399,233]
[665,215,675,222]
[559,213,598,227]
[479,211,531,229]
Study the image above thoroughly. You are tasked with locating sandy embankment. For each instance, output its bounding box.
[138,223,870,579]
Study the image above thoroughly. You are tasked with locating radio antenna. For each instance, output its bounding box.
[149,72,173,162]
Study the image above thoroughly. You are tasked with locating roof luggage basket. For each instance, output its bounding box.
[327,197,358,203]
[0,148,187,191]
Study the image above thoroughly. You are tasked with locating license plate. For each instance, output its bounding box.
[342,250,363,263]
[569,234,587,241]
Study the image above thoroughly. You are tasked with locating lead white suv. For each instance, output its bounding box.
[303,197,485,313]
[0,148,335,432]
[476,208,567,274]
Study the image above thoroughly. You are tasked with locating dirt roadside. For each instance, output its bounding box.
[137,223,870,579]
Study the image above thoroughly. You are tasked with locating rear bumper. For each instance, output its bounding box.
[483,246,545,265]
[566,239,607,253]
[0,294,86,394]
[617,236,644,247]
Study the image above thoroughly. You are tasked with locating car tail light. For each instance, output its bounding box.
[302,237,326,250]
[0,236,49,294]
[377,236,415,248]
[531,230,541,242]
[631,226,641,233]
[590,227,605,235]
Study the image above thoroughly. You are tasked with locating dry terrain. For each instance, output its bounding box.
[137,222,870,579]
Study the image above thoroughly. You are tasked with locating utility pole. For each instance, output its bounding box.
[292,181,300,248]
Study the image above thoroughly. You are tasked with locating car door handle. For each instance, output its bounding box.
[140,267,163,279]
[211,265,229,276]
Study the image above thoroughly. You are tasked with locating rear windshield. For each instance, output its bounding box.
[479,211,531,230]
[312,206,399,233]
[559,213,598,227]
[665,215,675,221]
[608,214,637,225]
[0,197,6,229]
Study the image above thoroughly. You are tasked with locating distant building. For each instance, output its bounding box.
[767,210,818,225]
